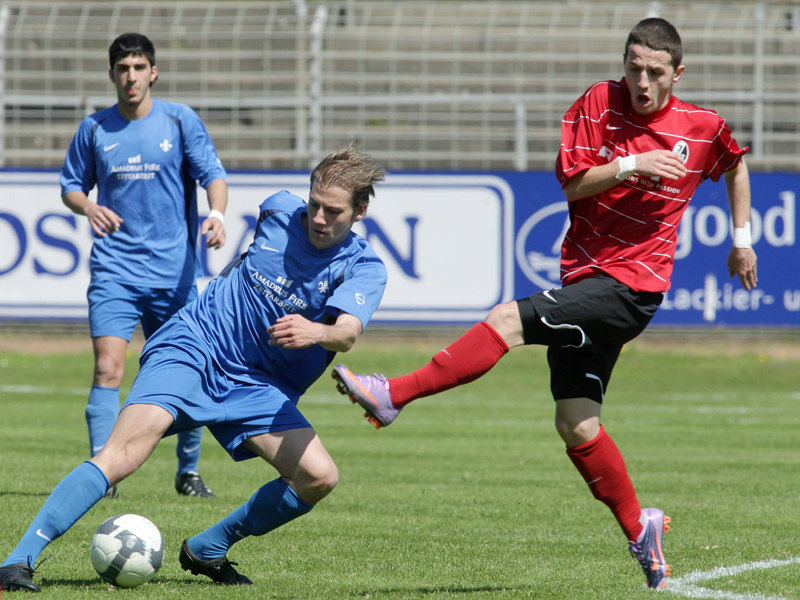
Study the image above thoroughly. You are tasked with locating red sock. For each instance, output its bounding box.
[389,322,509,407]
[566,426,643,542]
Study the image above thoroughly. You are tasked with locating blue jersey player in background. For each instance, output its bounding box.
[59,33,228,499]
[0,142,387,591]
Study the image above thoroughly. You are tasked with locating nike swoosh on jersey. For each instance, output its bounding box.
[103,143,120,152]
[606,124,622,130]
[260,243,279,252]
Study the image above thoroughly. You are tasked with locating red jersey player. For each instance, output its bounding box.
[331,17,758,590]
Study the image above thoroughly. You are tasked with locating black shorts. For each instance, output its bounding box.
[516,274,663,403]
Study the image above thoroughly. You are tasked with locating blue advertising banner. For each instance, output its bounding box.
[508,171,797,326]
[0,170,796,327]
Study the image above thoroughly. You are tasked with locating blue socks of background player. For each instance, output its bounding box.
[85,385,119,456]
[187,478,313,559]
[176,427,203,475]
[88,387,203,476]
[1,461,108,567]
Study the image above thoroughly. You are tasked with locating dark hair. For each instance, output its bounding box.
[310,142,386,211]
[624,18,682,69]
[108,33,156,69]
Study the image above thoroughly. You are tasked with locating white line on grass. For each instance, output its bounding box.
[0,384,87,396]
[667,557,800,600]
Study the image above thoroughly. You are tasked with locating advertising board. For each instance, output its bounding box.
[0,170,796,326]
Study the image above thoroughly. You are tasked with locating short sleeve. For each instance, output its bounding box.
[176,105,227,187]
[555,82,612,187]
[704,118,748,182]
[326,250,387,330]
[59,118,97,196]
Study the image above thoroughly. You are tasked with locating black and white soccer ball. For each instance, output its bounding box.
[90,513,164,588]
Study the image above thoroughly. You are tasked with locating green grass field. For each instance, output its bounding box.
[1,332,799,599]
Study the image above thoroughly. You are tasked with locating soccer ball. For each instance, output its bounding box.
[90,513,164,588]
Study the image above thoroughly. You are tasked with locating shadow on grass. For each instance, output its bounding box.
[350,584,538,597]
[0,490,50,497]
[40,576,204,589]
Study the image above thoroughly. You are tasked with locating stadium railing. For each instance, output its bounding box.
[2,1,799,172]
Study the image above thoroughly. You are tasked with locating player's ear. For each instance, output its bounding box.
[351,205,367,223]
[150,65,159,86]
[672,64,685,83]
[108,68,115,83]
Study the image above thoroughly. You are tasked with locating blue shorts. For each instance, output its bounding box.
[123,318,312,461]
[88,279,197,340]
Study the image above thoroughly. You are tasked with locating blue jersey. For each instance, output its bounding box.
[60,98,227,288]
[177,190,387,396]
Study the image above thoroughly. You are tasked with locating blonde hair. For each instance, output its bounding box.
[310,142,386,211]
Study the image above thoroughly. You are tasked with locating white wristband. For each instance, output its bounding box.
[615,154,637,180]
[207,209,225,224]
[733,222,752,248]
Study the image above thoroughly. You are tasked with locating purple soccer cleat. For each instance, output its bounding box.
[332,364,400,428]
[629,507,671,589]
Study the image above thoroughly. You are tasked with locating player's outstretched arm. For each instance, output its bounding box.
[724,160,757,290]
[268,312,363,352]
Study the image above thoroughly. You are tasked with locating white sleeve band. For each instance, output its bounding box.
[207,209,225,224]
[615,154,637,181]
[733,222,752,248]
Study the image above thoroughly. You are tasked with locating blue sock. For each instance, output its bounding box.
[2,461,108,567]
[188,478,313,559]
[176,428,203,475]
[85,385,119,456]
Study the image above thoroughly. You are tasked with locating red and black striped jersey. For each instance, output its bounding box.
[555,78,747,292]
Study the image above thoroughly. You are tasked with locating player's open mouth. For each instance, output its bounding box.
[637,94,649,105]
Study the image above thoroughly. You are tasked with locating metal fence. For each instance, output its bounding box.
[3,1,800,172]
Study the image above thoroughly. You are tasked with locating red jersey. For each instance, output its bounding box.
[555,78,748,292]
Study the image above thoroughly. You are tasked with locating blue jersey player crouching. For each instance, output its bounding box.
[0,143,387,592]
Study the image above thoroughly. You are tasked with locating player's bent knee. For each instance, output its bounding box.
[294,461,338,504]
[555,415,600,447]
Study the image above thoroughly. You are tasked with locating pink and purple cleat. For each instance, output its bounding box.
[332,364,400,428]
[629,507,671,589]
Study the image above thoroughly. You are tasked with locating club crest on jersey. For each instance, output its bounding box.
[318,280,329,294]
[159,138,173,152]
[672,140,689,163]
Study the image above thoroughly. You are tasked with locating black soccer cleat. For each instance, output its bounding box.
[175,472,216,497]
[0,562,41,592]
[178,540,252,585]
